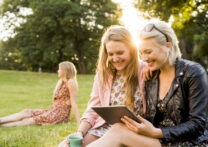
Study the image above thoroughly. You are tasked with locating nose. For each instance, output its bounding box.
[140,54,148,62]
[112,56,119,62]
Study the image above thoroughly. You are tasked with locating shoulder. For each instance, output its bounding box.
[92,73,100,87]
[95,71,113,85]
[57,79,62,84]
[137,60,146,76]
[178,58,207,77]
[66,79,77,89]
[138,60,146,71]
[94,72,99,81]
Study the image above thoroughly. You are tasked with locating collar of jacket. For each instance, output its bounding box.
[148,58,186,108]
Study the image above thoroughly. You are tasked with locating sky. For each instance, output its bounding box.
[0,0,147,42]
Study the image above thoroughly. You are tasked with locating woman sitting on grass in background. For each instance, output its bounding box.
[0,61,80,127]
[59,25,146,147]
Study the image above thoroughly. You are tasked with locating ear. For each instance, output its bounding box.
[165,42,172,49]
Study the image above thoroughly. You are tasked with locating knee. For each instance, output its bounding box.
[106,123,126,137]
[110,123,125,133]
[82,133,99,147]
[23,118,35,125]
[21,109,32,114]
[82,136,88,147]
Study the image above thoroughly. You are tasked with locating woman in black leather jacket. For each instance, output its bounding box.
[87,20,208,147]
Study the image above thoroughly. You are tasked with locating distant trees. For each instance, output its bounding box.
[136,0,208,71]
[0,0,121,73]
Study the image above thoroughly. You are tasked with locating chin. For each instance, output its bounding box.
[150,66,160,71]
[116,68,126,73]
[115,65,124,70]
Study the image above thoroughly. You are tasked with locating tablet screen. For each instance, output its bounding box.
[91,105,140,125]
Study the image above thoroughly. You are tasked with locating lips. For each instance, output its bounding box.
[113,61,124,68]
[114,63,123,67]
[148,62,154,67]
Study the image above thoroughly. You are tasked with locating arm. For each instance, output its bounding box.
[58,121,91,147]
[140,64,153,81]
[77,121,92,137]
[59,74,103,147]
[122,64,208,141]
[161,65,208,142]
[79,74,102,132]
[67,79,80,124]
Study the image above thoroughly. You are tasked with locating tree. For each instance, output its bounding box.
[0,0,121,73]
[0,40,25,70]
[135,0,208,71]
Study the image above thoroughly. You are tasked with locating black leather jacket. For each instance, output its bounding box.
[145,58,208,143]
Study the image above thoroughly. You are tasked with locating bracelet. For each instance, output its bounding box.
[77,130,84,137]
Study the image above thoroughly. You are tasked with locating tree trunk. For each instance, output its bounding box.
[78,58,87,74]
[179,39,189,59]
[75,40,87,74]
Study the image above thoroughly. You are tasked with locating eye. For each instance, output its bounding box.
[117,51,124,55]
[145,50,152,54]
[108,52,113,56]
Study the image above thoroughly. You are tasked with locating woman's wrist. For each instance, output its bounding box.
[77,130,84,137]
[152,128,164,138]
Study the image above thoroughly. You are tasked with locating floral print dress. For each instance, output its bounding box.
[32,83,71,125]
[88,73,143,137]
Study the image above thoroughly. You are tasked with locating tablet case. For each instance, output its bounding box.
[91,105,140,125]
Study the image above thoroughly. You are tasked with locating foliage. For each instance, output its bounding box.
[135,0,208,71]
[0,40,26,70]
[0,0,121,73]
[0,70,94,146]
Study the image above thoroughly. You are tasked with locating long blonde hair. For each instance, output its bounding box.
[53,61,77,99]
[97,25,139,108]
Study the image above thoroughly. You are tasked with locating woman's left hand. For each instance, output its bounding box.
[121,115,158,138]
[141,65,152,81]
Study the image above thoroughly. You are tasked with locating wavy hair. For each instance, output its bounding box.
[97,25,139,108]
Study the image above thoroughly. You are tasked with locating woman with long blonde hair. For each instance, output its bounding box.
[59,25,146,147]
[0,61,80,126]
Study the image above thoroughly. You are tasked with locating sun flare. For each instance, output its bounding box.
[113,0,148,47]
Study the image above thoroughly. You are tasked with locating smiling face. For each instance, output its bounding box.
[106,40,131,73]
[138,39,169,71]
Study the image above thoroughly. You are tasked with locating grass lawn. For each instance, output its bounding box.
[0,70,94,147]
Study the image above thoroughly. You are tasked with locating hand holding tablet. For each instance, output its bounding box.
[91,105,140,125]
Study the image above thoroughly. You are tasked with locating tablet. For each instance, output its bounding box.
[91,105,140,125]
